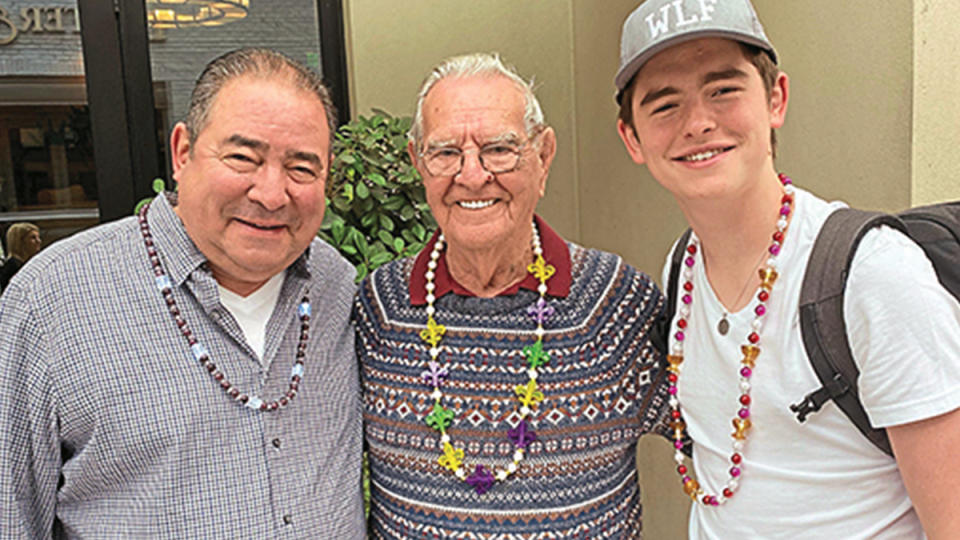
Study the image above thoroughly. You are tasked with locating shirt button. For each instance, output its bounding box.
[283,514,293,525]
[272,438,281,449]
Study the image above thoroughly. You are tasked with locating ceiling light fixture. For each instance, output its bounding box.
[145,0,249,29]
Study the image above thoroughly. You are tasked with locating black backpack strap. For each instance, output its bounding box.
[898,202,960,301]
[793,208,907,457]
[652,229,694,351]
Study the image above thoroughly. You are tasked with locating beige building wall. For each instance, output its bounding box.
[913,0,960,206]
[345,1,954,539]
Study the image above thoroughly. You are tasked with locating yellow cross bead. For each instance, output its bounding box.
[741,345,760,368]
[667,354,684,373]
[759,267,779,290]
[732,417,752,440]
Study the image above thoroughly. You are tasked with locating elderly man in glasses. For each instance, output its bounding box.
[354,52,670,538]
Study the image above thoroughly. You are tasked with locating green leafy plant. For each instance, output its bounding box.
[134,178,169,214]
[320,110,435,517]
[320,110,436,281]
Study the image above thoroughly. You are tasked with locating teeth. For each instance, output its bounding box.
[459,199,496,209]
[682,149,724,162]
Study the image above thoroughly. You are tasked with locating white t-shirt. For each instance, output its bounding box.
[661,188,960,539]
[218,272,284,365]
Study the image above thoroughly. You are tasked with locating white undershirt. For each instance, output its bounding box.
[217,272,285,366]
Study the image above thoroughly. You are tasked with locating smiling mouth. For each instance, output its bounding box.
[235,218,285,231]
[457,199,497,210]
[676,147,733,162]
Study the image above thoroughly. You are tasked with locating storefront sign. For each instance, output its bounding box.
[0,5,81,46]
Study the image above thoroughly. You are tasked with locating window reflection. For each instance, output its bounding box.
[0,0,96,244]
[2,106,96,212]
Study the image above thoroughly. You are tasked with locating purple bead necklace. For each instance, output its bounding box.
[138,202,311,412]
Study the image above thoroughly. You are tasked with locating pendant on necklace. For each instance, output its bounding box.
[717,314,730,335]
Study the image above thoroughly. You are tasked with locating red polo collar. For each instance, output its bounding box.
[409,215,571,304]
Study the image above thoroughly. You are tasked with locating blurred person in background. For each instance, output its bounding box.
[0,222,41,292]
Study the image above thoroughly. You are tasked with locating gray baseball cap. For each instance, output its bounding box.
[615,0,777,103]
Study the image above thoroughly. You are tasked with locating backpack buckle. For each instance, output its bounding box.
[790,374,851,423]
[790,389,827,423]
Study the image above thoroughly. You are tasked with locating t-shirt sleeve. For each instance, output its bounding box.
[845,225,960,428]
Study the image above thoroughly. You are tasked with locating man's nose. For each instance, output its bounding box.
[683,100,717,138]
[454,149,493,188]
[247,164,291,211]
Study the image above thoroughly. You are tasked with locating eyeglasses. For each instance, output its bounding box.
[419,130,542,177]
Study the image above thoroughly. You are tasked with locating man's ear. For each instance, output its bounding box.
[170,122,192,182]
[617,118,646,165]
[534,127,557,197]
[407,140,427,179]
[769,72,789,129]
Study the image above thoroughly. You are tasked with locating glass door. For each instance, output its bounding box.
[0,2,98,247]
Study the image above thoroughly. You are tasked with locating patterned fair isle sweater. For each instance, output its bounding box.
[354,243,669,539]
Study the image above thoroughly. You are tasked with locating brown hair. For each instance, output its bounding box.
[618,43,779,156]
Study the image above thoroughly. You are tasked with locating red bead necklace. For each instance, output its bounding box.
[668,173,795,506]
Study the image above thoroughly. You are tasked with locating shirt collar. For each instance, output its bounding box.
[409,215,571,305]
[146,193,311,288]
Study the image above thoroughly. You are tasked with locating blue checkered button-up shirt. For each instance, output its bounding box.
[0,195,365,538]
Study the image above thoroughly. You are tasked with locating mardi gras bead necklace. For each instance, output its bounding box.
[421,221,554,494]
[668,173,795,506]
[138,202,311,412]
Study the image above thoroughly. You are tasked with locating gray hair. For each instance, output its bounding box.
[184,48,337,147]
[409,53,545,150]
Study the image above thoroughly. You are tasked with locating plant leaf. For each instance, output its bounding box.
[379,214,395,232]
[332,221,345,244]
[412,223,426,241]
[356,182,370,199]
[377,230,394,247]
[369,251,393,267]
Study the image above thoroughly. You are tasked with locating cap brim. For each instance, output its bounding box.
[615,30,777,104]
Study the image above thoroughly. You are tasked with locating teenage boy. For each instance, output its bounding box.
[615,0,960,537]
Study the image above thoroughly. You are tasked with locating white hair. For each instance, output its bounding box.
[409,52,545,150]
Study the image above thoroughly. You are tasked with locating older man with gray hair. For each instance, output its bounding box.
[354,52,671,538]
[0,48,364,538]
